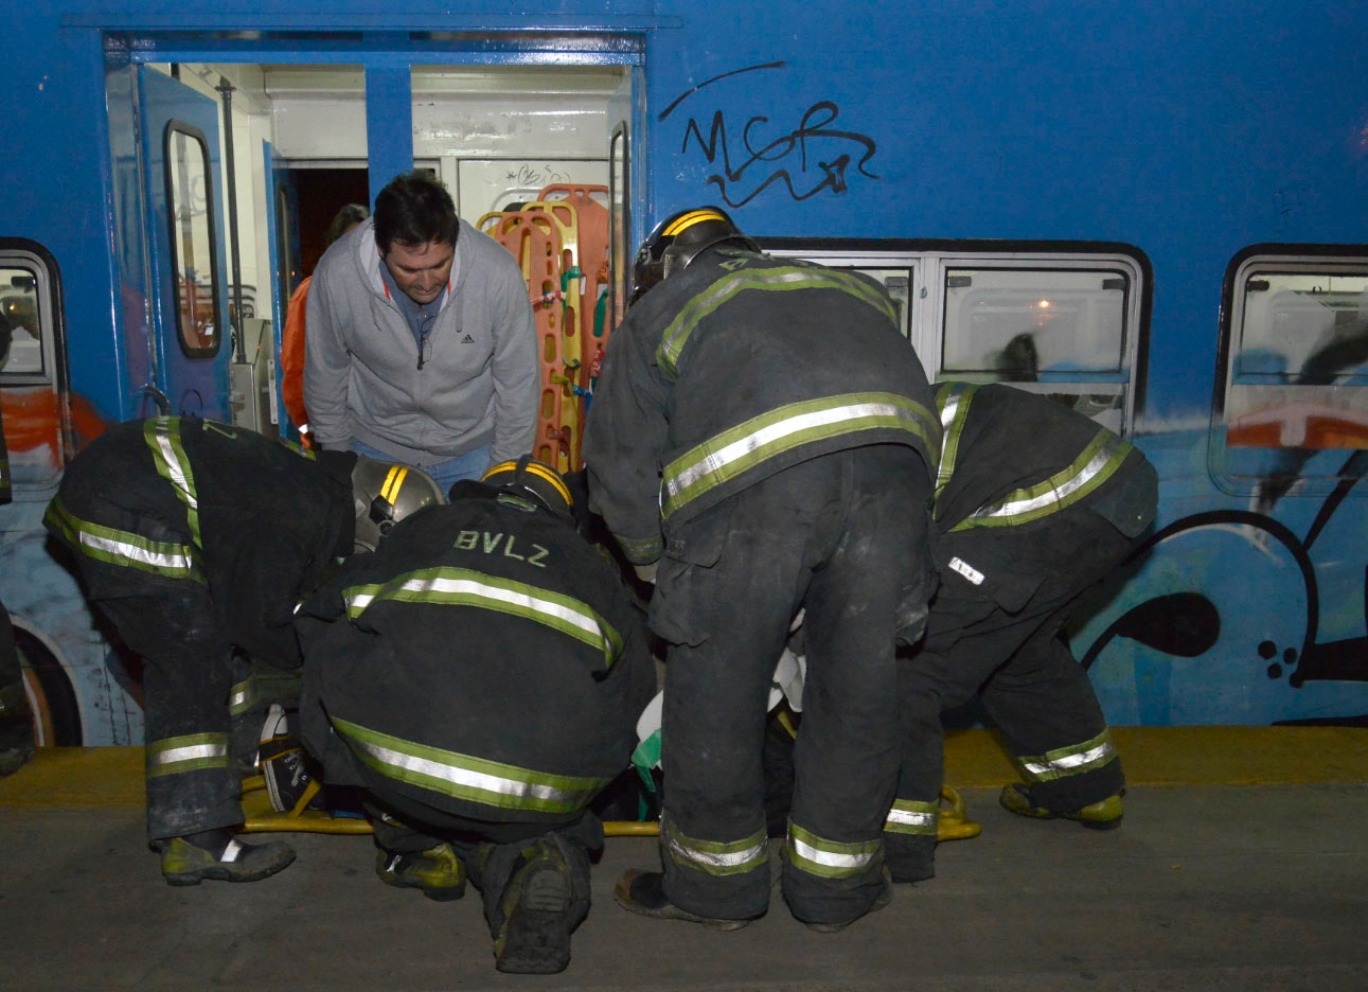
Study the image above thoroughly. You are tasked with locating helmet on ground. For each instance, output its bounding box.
[631,206,759,302]
[480,455,574,523]
[351,456,445,552]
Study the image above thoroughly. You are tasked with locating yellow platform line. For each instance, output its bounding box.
[2,726,1367,810]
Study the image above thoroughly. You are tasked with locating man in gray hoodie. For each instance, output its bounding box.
[305,172,539,490]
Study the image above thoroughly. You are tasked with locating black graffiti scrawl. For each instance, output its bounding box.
[660,62,880,207]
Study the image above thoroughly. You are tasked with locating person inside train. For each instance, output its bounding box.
[304,171,540,490]
[42,416,442,884]
[296,457,655,974]
[581,206,940,933]
[281,201,370,447]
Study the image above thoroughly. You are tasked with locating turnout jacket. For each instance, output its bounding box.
[43,417,357,668]
[582,249,940,564]
[931,382,1157,612]
[298,484,656,827]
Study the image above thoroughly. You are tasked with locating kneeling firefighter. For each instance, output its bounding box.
[43,416,442,884]
[297,457,655,975]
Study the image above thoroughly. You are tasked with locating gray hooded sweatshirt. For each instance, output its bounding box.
[304,217,538,466]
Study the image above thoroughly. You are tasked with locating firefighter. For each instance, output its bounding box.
[581,207,940,932]
[883,382,1158,884]
[42,416,442,884]
[296,457,655,975]
[1,363,36,777]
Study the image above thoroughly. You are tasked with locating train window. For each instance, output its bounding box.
[1212,247,1368,496]
[762,243,1147,436]
[0,240,67,493]
[164,121,223,359]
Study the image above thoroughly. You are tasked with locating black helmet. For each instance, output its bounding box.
[351,455,445,552]
[481,455,574,522]
[632,206,759,302]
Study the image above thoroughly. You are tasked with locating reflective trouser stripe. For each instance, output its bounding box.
[146,732,232,778]
[227,678,256,717]
[655,265,900,378]
[343,566,623,669]
[332,716,607,816]
[43,497,203,581]
[661,392,939,520]
[786,821,881,880]
[1018,728,1118,783]
[883,798,939,836]
[661,812,768,878]
[143,417,202,549]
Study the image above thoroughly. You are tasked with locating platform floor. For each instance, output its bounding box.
[2,729,1367,991]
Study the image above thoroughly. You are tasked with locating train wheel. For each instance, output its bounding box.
[14,628,83,747]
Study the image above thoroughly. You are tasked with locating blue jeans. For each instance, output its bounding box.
[348,440,492,498]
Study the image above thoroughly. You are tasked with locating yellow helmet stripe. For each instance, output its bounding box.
[380,465,409,503]
[662,208,727,237]
[521,461,574,507]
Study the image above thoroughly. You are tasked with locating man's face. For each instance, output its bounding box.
[381,239,454,305]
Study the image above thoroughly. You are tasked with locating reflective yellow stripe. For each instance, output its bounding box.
[333,716,606,815]
[1018,728,1118,783]
[661,813,768,877]
[146,732,232,778]
[380,464,408,504]
[661,392,937,519]
[43,497,203,582]
[934,381,977,504]
[662,208,728,236]
[883,799,939,836]
[950,429,1135,531]
[786,821,881,879]
[143,417,202,550]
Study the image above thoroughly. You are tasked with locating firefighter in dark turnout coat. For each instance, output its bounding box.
[43,416,442,884]
[582,207,940,931]
[883,382,1158,883]
[297,457,655,975]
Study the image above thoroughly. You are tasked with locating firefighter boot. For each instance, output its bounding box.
[375,842,467,902]
[613,869,753,931]
[160,829,296,885]
[0,679,35,778]
[999,783,1124,830]
[494,837,578,974]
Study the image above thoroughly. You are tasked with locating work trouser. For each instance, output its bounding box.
[0,599,35,770]
[654,444,934,925]
[89,579,257,841]
[885,506,1133,881]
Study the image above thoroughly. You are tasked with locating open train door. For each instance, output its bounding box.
[135,67,234,422]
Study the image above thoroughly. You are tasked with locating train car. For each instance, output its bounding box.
[1,0,1365,749]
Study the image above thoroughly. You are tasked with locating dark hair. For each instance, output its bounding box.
[373,172,459,253]
[324,203,370,249]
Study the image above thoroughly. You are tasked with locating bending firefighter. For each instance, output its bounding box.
[43,417,441,884]
[297,457,655,974]
[883,383,1158,883]
[582,207,939,932]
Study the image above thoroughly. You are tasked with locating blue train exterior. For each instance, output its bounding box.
[1,1,1366,745]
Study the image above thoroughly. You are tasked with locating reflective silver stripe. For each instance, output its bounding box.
[662,393,935,518]
[351,737,574,805]
[1021,739,1117,779]
[346,570,617,659]
[77,529,195,571]
[934,382,975,500]
[219,838,243,864]
[885,807,937,830]
[789,834,876,871]
[147,419,197,511]
[978,442,1116,520]
[149,740,230,771]
[228,681,255,715]
[666,834,767,871]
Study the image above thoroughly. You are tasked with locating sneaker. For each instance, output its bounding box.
[999,783,1124,830]
[375,843,466,902]
[259,734,321,814]
[160,835,295,886]
[495,839,575,974]
[613,869,752,931]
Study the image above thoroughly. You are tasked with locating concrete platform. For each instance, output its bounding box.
[2,731,1367,991]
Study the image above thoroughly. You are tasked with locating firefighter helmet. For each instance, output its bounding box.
[351,455,445,552]
[480,456,574,523]
[632,206,759,302]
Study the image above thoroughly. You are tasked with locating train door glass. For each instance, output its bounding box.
[0,241,67,493]
[1212,247,1368,496]
[139,67,232,421]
